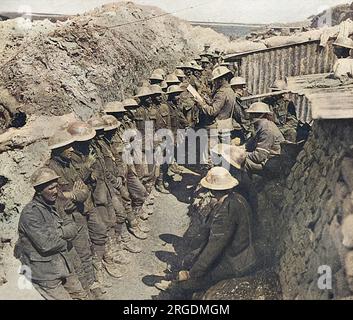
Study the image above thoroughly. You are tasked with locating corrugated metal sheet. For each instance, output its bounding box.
[287,74,353,120]
[225,39,338,123]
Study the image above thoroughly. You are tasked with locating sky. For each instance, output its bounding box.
[0,0,351,24]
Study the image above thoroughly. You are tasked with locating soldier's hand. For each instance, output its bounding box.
[87,151,97,167]
[73,180,87,194]
[116,177,123,189]
[178,270,190,281]
[63,191,75,201]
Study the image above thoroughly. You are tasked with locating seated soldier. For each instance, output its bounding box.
[243,102,285,177]
[332,37,353,81]
[156,167,256,296]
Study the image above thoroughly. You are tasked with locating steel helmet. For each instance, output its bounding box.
[175,69,186,78]
[48,130,74,150]
[211,144,246,170]
[166,85,184,95]
[135,86,154,98]
[160,81,168,90]
[31,167,60,188]
[153,68,166,77]
[122,98,139,108]
[246,102,272,114]
[179,62,194,70]
[104,101,126,113]
[87,116,106,131]
[211,66,233,81]
[200,167,239,190]
[101,115,121,131]
[270,80,287,92]
[201,57,210,63]
[230,77,246,87]
[67,121,96,142]
[150,84,164,95]
[333,37,353,50]
[165,74,181,84]
[149,73,164,81]
[200,52,213,58]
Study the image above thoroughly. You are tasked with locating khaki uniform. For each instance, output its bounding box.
[199,83,236,122]
[47,156,95,290]
[178,192,256,292]
[244,118,285,174]
[114,120,148,211]
[16,196,87,300]
[70,150,108,261]
[263,97,298,142]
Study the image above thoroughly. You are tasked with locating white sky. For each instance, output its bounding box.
[0,0,350,24]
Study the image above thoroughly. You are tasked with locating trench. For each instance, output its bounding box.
[102,160,287,300]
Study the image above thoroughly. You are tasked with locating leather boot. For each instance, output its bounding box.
[102,259,125,279]
[120,224,142,254]
[92,255,111,290]
[128,218,148,240]
[155,181,170,194]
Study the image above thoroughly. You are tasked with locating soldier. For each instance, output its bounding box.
[15,168,88,300]
[244,102,285,176]
[66,122,120,284]
[194,66,236,146]
[149,72,164,86]
[150,84,172,194]
[165,74,181,87]
[230,76,251,142]
[210,53,221,66]
[153,68,167,79]
[160,81,168,93]
[87,116,132,271]
[332,37,353,80]
[120,99,139,129]
[47,130,101,297]
[166,85,189,173]
[132,86,158,231]
[189,63,204,93]
[194,55,202,63]
[175,69,187,84]
[157,167,256,295]
[107,100,149,241]
[201,56,211,70]
[263,80,298,142]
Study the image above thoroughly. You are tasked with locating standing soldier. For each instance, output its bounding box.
[149,72,164,86]
[87,116,132,271]
[194,66,237,146]
[47,130,101,298]
[166,85,189,174]
[230,76,251,143]
[66,122,118,285]
[15,168,88,300]
[150,84,171,194]
[107,99,149,241]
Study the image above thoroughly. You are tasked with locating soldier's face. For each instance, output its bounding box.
[39,181,58,204]
[61,146,74,160]
[232,85,245,96]
[194,71,201,78]
[154,95,162,103]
